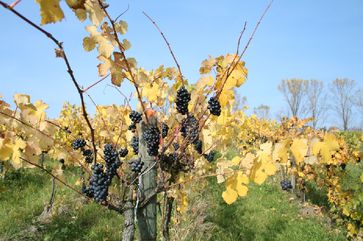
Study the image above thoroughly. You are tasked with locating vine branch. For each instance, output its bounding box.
[143,11,185,86]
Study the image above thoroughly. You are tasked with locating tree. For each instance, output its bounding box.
[278,79,308,118]
[354,88,363,128]
[330,78,357,130]
[253,104,270,119]
[302,79,327,128]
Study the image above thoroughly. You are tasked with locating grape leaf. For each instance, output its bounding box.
[35,0,65,25]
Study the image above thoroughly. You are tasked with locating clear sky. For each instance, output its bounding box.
[1,0,362,128]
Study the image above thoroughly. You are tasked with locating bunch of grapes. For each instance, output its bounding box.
[119,148,128,158]
[280,179,293,191]
[82,149,93,163]
[159,153,186,174]
[131,136,139,154]
[208,96,221,116]
[161,123,169,138]
[72,138,94,164]
[204,150,218,162]
[181,115,199,143]
[72,138,86,150]
[193,139,203,154]
[83,163,110,202]
[129,159,144,173]
[129,110,142,123]
[103,144,121,177]
[176,86,191,115]
[143,126,160,156]
[128,122,136,132]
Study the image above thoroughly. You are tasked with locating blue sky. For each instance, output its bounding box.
[1,0,362,127]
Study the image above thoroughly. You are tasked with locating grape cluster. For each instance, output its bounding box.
[181,115,199,143]
[129,159,144,173]
[103,144,121,177]
[119,148,128,158]
[131,136,139,154]
[143,126,160,156]
[161,123,169,138]
[82,163,110,202]
[208,96,221,116]
[72,138,86,150]
[159,153,186,174]
[280,179,293,191]
[128,122,136,132]
[72,138,94,164]
[176,86,191,115]
[193,139,203,154]
[81,144,122,203]
[129,110,142,124]
[204,150,217,163]
[82,149,93,163]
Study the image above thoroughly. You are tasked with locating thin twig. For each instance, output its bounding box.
[0,1,98,163]
[82,73,110,93]
[9,0,20,8]
[143,11,185,86]
[107,84,132,109]
[115,4,129,22]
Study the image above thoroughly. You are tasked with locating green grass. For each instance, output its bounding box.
[0,168,122,240]
[0,168,348,241]
[205,179,347,241]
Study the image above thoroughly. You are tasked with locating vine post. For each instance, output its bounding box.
[137,114,158,240]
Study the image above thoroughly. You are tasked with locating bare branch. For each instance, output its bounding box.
[82,74,110,93]
[143,11,185,86]
[115,4,130,22]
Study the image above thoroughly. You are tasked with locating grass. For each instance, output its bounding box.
[0,168,348,241]
[205,179,347,241]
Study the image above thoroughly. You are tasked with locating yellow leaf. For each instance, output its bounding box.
[263,162,277,175]
[231,156,240,165]
[273,141,289,163]
[0,138,12,160]
[236,184,248,197]
[83,37,96,51]
[74,9,87,22]
[290,138,308,164]
[14,93,30,109]
[85,0,105,26]
[35,0,64,25]
[97,56,111,77]
[237,172,249,184]
[222,187,238,205]
[253,169,267,185]
[121,39,131,50]
[98,41,114,58]
[115,20,128,34]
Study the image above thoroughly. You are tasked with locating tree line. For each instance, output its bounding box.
[253,78,362,130]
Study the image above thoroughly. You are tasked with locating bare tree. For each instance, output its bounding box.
[278,79,308,117]
[302,79,327,128]
[355,88,363,128]
[253,104,270,119]
[330,78,357,130]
